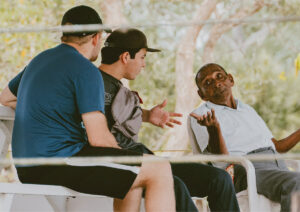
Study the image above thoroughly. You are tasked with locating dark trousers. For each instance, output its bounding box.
[130,144,239,211]
[173,175,198,212]
[77,146,198,211]
[172,163,240,212]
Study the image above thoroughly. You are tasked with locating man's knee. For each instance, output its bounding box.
[136,160,173,188]
[214,168,232,183]
[283,175,300,194]
[209,168,235,193]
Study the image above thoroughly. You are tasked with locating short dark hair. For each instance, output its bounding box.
[60,33,97,45]
[101,47,141,65]
[195,63,227,87]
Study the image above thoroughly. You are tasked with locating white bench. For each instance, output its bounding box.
[0,106,114,212]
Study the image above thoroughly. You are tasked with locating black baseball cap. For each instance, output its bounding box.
[104,28,160,52]
[61,5,112,36]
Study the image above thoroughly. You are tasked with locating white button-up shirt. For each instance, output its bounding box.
[190,99,275,155]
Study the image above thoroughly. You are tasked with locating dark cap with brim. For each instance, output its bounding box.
[61,5,112,36]
[104,28,160,52]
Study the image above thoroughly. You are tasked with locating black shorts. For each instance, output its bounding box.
[17,146,143,199]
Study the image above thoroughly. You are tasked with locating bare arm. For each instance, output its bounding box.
[82,111,120,148]
[272,129,300,153]
[190,109,229,154]
[0,86,17,109]
[142,99,182,128]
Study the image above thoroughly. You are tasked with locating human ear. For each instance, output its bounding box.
[120,52,130,64]
[92,32,101,46]
[197,89,207,100]
[228,74,234,86]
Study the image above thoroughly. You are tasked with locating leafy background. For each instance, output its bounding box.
[0,0,299,156]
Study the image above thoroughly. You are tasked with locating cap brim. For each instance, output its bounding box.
[147,48,161,52]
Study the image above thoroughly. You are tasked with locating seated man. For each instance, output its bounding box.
[189,63,300,211]
[0,6,177,212]
[98,28,240,212]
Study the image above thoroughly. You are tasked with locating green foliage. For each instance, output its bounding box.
[0,0,103,89]
[210,5,300,151]
[0,0,299,152]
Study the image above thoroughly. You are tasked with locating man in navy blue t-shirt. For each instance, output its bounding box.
[0,5,177,211]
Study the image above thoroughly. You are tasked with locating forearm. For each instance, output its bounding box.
[89,131,120,148]
[272,129,300,153]
[142,109,150,122]
[0,86,17,109]
[207,125,229,154]
[82,111,120,149]
[1,100,16,110]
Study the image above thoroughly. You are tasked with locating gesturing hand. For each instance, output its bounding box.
[148,99,182,128]
[190,109,219,128]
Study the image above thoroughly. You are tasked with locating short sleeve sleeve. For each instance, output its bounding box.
[75,67,105,114]
[8,67,26,96]
[190,112,209,152]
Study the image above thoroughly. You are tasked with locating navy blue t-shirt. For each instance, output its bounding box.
[9,44,105,159]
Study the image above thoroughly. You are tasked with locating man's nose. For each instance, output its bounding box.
[214,80,222,88]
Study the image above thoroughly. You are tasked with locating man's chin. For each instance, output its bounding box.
[214,91,228,99]
[127,77,135,80]
[90,56,98,62]
[215,88,228,95]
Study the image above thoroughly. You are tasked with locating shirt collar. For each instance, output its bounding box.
[205,99,242,111]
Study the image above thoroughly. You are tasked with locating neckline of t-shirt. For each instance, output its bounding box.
[60,43,78,52]
[100,69,122,85]
[205,99,242,112]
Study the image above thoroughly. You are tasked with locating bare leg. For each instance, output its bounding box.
[130,158,175,212]
[113,187,143,212]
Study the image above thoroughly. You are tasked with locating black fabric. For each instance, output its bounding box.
[101,70,121,130]
[17,147,142,199]
[61,5,111,36]
[173,176,198,212]
[104,28,160,52]
[233,164,248,193]
[247,146,274,154]
[74,145,142,157]
[62,5,102,25]
[79,146,196,211]
[114,132,153,154]
[171,163,240,212]
[101,70,153,154]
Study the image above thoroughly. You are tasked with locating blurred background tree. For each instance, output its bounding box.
[0,0,299,156]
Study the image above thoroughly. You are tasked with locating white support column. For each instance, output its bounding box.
[0,193,15,212]
[45,195,67,212]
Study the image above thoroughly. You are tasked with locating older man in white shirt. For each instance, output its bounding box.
[189,63,300,212]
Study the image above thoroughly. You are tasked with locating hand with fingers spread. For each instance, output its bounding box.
[143,99,182,128]
[190,109,220,129]
[190,109,228,154]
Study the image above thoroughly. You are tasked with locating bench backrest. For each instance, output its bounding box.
[0,105,15,171]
